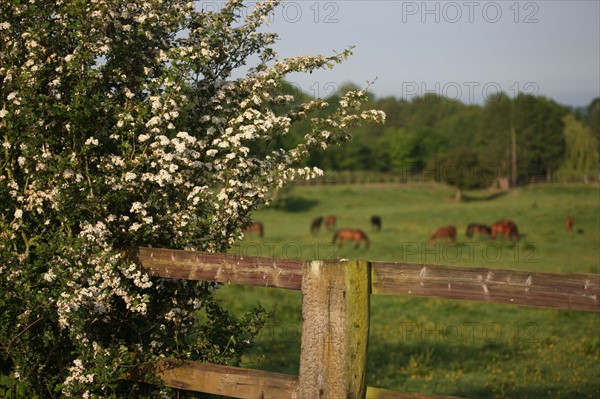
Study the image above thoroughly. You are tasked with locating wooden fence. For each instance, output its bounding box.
[291,170,600,186]
[129,247,600,399]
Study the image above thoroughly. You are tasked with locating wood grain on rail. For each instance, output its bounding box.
[131,248,599,311]
[132,359,464,399]
[131,247,303,290]
[371,261,600,312]
[142,360,298,398]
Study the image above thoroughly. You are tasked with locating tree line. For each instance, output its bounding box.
[280,82,600,191]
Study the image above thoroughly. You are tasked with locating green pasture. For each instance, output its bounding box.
[217,183,600,398]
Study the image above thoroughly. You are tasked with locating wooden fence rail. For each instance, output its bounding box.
[133,247,599,311]
[128,247,600,399]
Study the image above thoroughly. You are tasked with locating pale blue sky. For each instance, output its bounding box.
[247,0,600,107]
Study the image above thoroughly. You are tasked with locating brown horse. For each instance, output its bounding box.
[490,220,519,241]
[565,216,574,235]
[466,223,491,239]
[310,216,323,235]
[371,215,382,232]
[428,226,457,247]
[325,215,337,231]
[244,222,264,238]
[333,229,370,249]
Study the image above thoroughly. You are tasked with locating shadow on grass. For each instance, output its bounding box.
[274,196,319,212]
[367,339,599,399]
[462,191,508,202]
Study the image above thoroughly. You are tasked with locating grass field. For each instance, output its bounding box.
[215,182,600,398]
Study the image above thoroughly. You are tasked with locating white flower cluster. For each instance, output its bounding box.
[63,359,95,398]
[56,222,152,330]
[0,0,384,396]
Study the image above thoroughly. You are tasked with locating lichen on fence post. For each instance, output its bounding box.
[298,259,371,399]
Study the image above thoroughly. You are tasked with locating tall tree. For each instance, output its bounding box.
[513,94,568,182]
[587,97,600,142]
[374,127,416,174]
[477,92,513,184]
[556,114,599,182]
[426,147,490,201]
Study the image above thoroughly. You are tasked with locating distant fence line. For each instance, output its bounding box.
[124,247,599,399]
[291,170,600,186]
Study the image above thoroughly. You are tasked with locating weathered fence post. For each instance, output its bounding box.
[298,260,371,399]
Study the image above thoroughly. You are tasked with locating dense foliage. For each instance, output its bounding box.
[299,91,599,186]
[0,0,384,397]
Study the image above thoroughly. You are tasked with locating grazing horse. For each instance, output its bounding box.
[428,226,457,247]
[325,215,337,231]
[332,229,370,249]
[371,215,382,232]
[490,220,520,241]
[565,216,574,235]
[466,223,491,239]
[310,216,323,235]
[244,222,264,238]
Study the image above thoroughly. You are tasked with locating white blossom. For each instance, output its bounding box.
[0,1,384,396]
[43,269,57,282]
[84,137,99,146]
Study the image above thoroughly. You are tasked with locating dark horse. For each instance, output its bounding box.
[310,216,323,235]
[428,226,457,247]
[325,215,337,231]
[244,222,264,238]
[490,220,519,241]
[333,229,370,249]
[466,223,491,239]
[371,215,382,232]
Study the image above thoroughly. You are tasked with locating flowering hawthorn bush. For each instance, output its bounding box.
[0,0,384,397]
